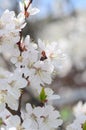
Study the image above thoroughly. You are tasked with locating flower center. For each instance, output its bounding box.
[0,90,7,104]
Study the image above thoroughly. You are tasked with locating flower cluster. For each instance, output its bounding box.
[0,0,64,130]
[0,104,62,130]
[67,102,86,130]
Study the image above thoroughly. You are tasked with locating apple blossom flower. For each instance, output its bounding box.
[0,111,32,130]
[19,0,40,17]
[38,39,68,73]
[0,77,20,111]
[0,9,26,54]
[0,108,11,129]
[73,101,86,118]
[0,68,27,111]
[33,60,54,85]
[67,115,86,130]
[6,68,27,99]
[0,68,18,111]
[22,103,63,130]
[11,35,38,68]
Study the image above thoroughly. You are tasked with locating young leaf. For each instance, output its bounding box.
[0,118,3,126]
[82,122,86,130]
[39,87,47,102]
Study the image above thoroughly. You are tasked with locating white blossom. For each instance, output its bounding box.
[33,60,54,85]
[38,39,68,74]
[11,35,38,68]
[0,10,26,54]
[22,103,63,130]
[0,68,18,111]
[19,0,40,16]
[73,101,86,117]
[0,2,65,130]
[67,115,86,130]
[6,68,27,98]
[0,68,27,111]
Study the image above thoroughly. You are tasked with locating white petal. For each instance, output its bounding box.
[28,8,40,15]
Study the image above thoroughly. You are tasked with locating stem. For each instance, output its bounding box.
[26,0,33,10]
[6,93,23,123]
[30,0,33,4]
[18,94,23,123]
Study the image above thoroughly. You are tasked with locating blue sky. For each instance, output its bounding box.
[0,0,86,18]
[71,0,86,8]
[0,0,86,9]
[33,0,86,18]
[37,0,86,8]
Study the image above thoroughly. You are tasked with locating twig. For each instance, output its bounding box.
[6,94,23,123]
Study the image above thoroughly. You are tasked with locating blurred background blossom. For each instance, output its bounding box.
[0,0,86,129]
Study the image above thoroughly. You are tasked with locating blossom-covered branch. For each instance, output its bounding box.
[0,0,69,130]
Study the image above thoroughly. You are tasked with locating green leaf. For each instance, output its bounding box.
[39,87,47,102]
[82,122,86,130]
[0,118,3,126]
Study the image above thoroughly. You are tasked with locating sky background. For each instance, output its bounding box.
[0,0,86,18]
[33,0,86,18]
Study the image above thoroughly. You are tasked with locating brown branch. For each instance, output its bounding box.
[26,0,33,10]
[6,93,23,123]
[24,0,33,17]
